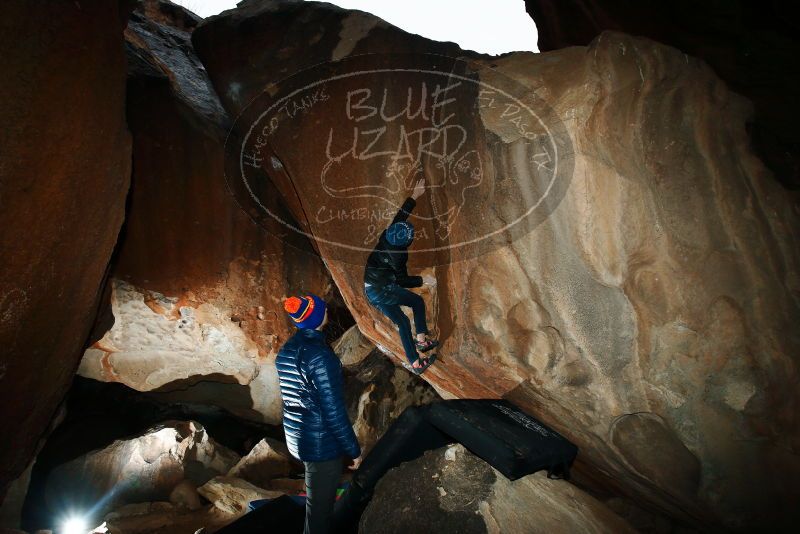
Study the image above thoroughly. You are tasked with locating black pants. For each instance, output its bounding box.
[304,457,342,534]
[366,284,429,364]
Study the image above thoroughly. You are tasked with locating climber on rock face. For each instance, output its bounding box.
[276,294,362,534]
[363,178,439,374]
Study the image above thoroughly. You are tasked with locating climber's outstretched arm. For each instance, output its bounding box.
[389,178,425,226]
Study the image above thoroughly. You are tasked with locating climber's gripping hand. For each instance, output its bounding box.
[411,178,426,200]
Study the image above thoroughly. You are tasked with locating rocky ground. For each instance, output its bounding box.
[6,324,436,533]
[361,444,635,534]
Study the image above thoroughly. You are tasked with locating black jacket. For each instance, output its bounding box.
[363,197,423,289]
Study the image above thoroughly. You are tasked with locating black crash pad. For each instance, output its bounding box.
[427,399,578,480]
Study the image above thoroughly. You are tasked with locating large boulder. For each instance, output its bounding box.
[0,0,132,495]
[360,444,634,534]
[523,0,800,189]
[77,0,341,424]
[227,437,298,488]
[334,325,375,368]
[197,476,283,515]
[45,421,239,519]
[344,349,439,455]
[192,2,800,530]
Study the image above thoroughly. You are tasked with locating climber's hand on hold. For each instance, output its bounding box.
[422,274,437,287]
[411,178,426,200]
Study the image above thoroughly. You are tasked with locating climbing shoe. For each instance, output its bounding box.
[404,353,437,375]
[415,338,439,353]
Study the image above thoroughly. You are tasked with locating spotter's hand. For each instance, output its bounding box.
[348,455,363,471]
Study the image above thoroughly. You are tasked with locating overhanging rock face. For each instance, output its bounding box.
[192,0,800,530]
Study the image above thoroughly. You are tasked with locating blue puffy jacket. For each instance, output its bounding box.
[275,328,361,462]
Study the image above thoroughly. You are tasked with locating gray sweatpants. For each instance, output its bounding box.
[304,457,342,534]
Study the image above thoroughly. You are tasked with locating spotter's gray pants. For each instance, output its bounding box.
[304,457,342,534]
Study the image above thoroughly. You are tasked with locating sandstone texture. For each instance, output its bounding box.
[77,0,338,424]
[334,325,376,368]
[168,480,202,511]
[360,444,634,534]
[524,0,800,189]
[193,2,800,530]
[197,476,283,515]
[0,0,132,494]
[226,437,297,488]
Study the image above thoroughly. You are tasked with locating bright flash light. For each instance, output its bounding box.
[62,516,88,534]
